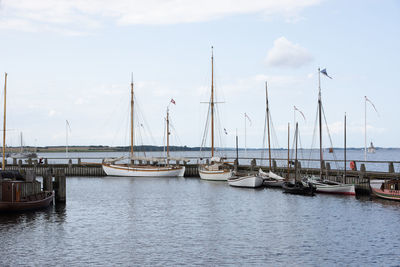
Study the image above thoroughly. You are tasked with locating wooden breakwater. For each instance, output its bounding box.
[1,158,399,182]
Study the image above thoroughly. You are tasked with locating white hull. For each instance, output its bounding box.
[199,169,232,181]
[102,164,185,177]
[228,175,263,188]
[315,183,355,195]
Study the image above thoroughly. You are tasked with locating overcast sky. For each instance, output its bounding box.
[0,0,399,149]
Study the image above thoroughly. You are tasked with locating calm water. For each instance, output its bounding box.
[1,176,400,266]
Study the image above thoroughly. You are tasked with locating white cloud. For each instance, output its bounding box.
[0,0,320,34]
[266,37,313,68]
[48,109,56,117]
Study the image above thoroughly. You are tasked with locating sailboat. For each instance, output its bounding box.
[199,47,233,181]
[102,77,185,177]
[308,68,355,195]
[258,82,285,187]
[228,128,263,188]
[368,142,376,153]
[0,73,54,211]
[282,123,316,196]
[10,132,37,159]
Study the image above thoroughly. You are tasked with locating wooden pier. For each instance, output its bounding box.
[0,157,399,183]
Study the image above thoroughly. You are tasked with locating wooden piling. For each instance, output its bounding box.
[54,169,66,203]
[389,162,394,173]
[43,169,53,192]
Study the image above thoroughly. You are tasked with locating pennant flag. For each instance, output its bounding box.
[245,113,252,126]
[365,96,379,116]
[224,128,228,135]
[140,123,144,127]
[170,98,176,105]
[320,68,332,79]
[294,106,306,121]
[66,120,71,132]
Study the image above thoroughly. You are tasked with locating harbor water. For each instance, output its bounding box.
[1,175,400,266]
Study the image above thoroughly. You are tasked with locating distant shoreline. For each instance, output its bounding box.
[2,145,398,153]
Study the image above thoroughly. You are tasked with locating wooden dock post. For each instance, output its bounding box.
[272,159,277,171]
[43,169,53,192]
[28,158,32,165]
[18,159,22,169]
[78,158,81,165]
[12,158,16,165]
[389,162,395,173]
[54,169,66,203]
[44,158,48,166]
[250,159,256,171]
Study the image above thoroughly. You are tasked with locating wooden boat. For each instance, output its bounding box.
[228,174,263,188]
[310,178,355,195]
[259,169,285,188]
[0,190,54,212]
[198,47,233,181]
[102,76,185,177]
[309,113,355,195]
[282,123,316,196]
[260,81,285,187]
[282,181,316,196]
[370,179,400,201]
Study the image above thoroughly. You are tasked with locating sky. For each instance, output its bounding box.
[0,0,399,149]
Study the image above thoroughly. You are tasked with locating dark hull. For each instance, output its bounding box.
[0,191,54,212]
[282,182,316,196]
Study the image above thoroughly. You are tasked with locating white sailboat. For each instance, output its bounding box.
[260,81,285,187]
[228,131,263,188]
[364,96,379,159]
[309,68,355,195]
[199,47,233,181]
[102,77,185,177]
[10,132,37,159]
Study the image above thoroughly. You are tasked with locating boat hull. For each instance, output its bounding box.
[228,175,263,188]
[282,182,316,196]
[0,191,54,212]
[199,169,232,181]
[102,164,185,177]
[371,188,400,201]
[315,184,355,195]
[263,179,284,188]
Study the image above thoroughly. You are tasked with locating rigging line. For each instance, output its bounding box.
[261,103,267,164]
[321,103,339,169]
[307,104,319,169]
[200,97,211,152]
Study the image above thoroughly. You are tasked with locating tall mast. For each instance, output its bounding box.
[287,123,290,179]
[266,81,272,170]
[364,96,367,161]
[211,46,214,157]
[318,68,323,180]
[166,107,170,165]
[130,74,134,160]
[2,73,7,169]
[295,122,298,182]
[65,121,69,158]
[20,132,23,153]
[235,129,238,165]
[244,113,247,157]
[344,113,347,184]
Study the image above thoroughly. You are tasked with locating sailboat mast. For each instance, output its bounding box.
[318,68,323,180]
[20,132,23,153]
[344,113,347,184]
[130,74,134,159]
[211,46,214,157]
[244,113,247,157]
[166,108,170,165]
[364,96,367,161]
[295,122,298,181]
[2,73,7,169]
[66,122,69,158]
[287,123,290,179]
[266,81,272,170]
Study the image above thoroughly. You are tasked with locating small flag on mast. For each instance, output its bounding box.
[224,128,228,135]
[294,106,306,121]
[365,96,379,116]
[170,99,176,105]
[320,68,332,79]
[245,113,252,126]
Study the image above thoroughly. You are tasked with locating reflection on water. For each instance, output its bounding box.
[1,176,400,265]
